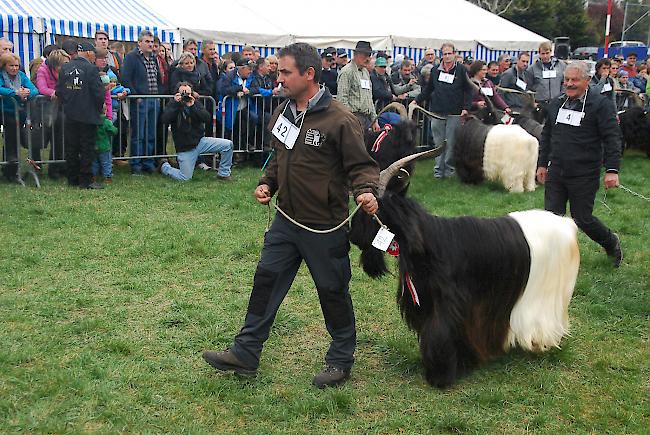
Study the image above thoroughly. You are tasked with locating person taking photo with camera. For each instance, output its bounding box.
[159,81,234,181]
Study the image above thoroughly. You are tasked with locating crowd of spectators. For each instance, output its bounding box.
[2,33,650,186]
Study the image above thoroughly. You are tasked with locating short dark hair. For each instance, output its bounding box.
[278,43,321,83]
[174,80,192,93]
[469,60,486,77]
[487,61,498,69]
[595,58,611,71]
[517,51,530,60]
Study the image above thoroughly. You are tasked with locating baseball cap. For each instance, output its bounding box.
[321,51,333,59]
[375,57,388,67]
[336,48,348,57]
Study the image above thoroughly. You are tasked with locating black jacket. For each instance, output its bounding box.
[539,88,621,177]
[121,48,161,95]
[320,68,337,95]
[370,70,394,109]
[415,62,473,115]
[56,56,104,125]
[161,99,211,153]
[169,67,210,96]
[216,69,245,97]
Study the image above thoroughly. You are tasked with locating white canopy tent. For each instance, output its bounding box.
[146,0,548,61]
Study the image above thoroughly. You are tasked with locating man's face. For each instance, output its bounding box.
[627,55,637,67]
[499,58,511,72]
[139,36,154,55]
[95,34,109,50]
[539,49,551,63]
[516,55,530,71]
[400,64,412,77]
[322,57,332,68]
[375,65,387,75]
[96,56,108,68]
[243,49,254,60]
[353,52,370,68]
[424,50,435,63]
[0,40,13,54]
[563,68,589,98]
[611,63,619,77]
[277,55,311,99]
[336,55,347,66]
[203,44,215,59]
[152,42,160,56]
[598,64,610,77]
[441,48,455,64]
[186,43,198,56]
[238,65,251,79]
[488,64,499,76]
[258,60,270,75]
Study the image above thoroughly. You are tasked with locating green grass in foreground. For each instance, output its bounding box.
[0,153,648,433]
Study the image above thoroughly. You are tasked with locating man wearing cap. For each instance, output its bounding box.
[56,41,105,189]
[121,30,161,175]
[320,51,337,95]
[335,48,348,71]
[216,57,255,149]
[337,41,380,131]
[203,42,379,389]
[370,56,397,110]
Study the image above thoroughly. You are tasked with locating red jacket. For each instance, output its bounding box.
[471,78,509,111]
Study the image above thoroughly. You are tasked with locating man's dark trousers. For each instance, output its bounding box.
[65,120,97,187]
[231,214,356,371]
[544,166,617,251]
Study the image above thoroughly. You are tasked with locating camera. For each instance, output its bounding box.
[180,91,193,103]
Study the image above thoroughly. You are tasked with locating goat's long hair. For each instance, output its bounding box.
[619,107,650,157]
[350,190,579,388]
[454,117,491,184]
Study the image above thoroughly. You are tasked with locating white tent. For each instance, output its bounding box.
[146,0,548,61]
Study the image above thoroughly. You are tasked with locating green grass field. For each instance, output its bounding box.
[1,153,648,433]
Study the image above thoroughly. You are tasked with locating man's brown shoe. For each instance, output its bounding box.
[202,348,256,376]
[312,365,351,389]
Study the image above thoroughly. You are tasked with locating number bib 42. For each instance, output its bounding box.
[272,114,301,149]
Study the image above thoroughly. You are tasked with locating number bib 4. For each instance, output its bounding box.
[556,108,584,127]
[272,113,301,149]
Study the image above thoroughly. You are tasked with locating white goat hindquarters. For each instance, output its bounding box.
[482,125,539,193]
[506,210,580,352]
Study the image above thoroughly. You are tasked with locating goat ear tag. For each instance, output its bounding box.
[372,226,395,252]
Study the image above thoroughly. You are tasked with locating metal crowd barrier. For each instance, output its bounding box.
[220,94,284,153]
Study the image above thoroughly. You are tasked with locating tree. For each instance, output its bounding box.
[555,0,599,47]
[502,0,559,40]
[587,2,625,44]
[468,0,531,16]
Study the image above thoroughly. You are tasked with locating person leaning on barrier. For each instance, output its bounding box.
[121,30,161,175]
[370,56,398,110]
[589,58,616,107]
[0,52,39,182]
[158,81,233,182]
[202,42,379,389]
[247,57,279,145]
[216,57,255,150]
[411,41,473,179]
[391,59,420,99]
[35,49,70,179]
[337,41,380,132]
[499,51,534,110]
[56,42,105,189]
[536,61,623,268]
[528,41,566,109]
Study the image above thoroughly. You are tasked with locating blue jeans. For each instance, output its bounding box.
[129,98,159,171]
[92,150,113,178]
[161,137,233,181]
[430,115,461,178]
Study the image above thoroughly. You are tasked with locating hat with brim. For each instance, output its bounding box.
[353,41,374,55]
[321,51,333,59]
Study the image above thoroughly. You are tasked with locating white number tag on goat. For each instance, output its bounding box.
[272,114,300,149]
[360,78,371,90]
[438,72,455,84]
[516,78,527,90]
[481,87,494,96]
[602,83,612,93]
[542,70,557,79]
[372,226,395,252]
[556,108,584,127]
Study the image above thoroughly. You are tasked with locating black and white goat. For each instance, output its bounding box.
[618,106,650,158]
[350,151,580,388]
[455,116,539,192]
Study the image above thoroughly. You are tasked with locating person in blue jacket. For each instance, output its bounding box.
[216,58,254,150]
[0,52,39,181]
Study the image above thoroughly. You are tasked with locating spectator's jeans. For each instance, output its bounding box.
[92,150,113,178]
[129,98,159,171]
[430,115,461,178]
[161,137,233,181]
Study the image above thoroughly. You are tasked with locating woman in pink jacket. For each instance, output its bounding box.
[35,49,69,179]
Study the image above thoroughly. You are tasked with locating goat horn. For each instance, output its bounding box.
[377,144,446,196]
[375,101,408,122]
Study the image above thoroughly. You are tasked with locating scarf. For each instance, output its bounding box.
[2,70,21,92]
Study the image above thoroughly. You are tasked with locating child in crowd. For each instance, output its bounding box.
[93,104,118,183]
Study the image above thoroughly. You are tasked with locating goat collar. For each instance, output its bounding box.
[371,124,392,153]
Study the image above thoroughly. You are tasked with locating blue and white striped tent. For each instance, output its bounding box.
[0,0,45,70]
[0,0,177,71]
